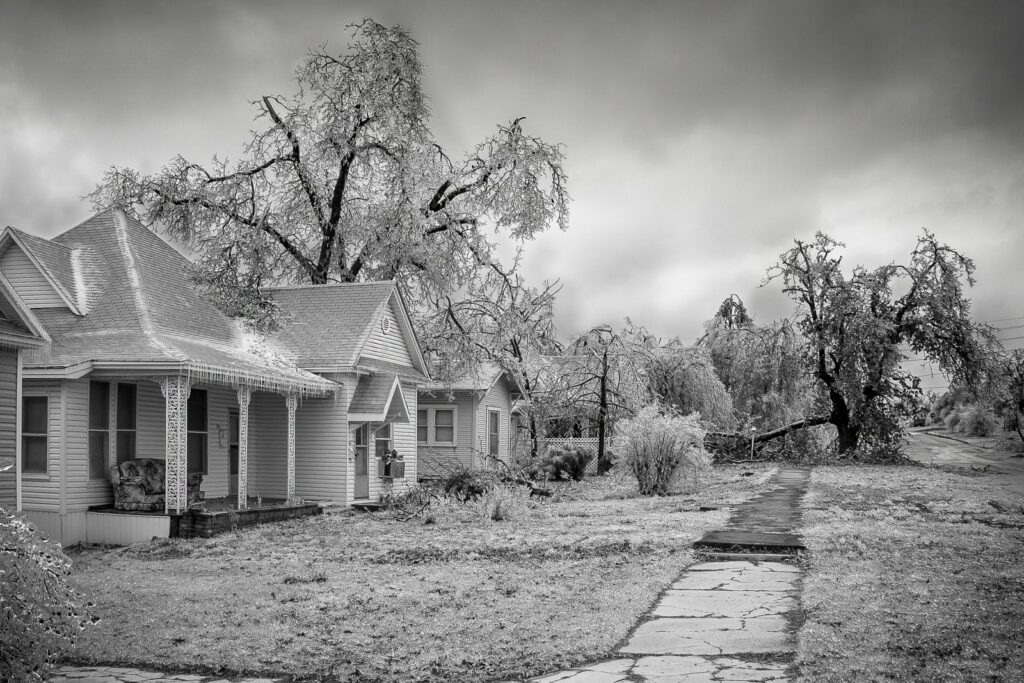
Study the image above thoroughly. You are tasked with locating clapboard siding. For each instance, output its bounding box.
[0,349,17,508]
[20,380,61,512]
[295,396,348,502]
[389,382,417,491]
[136,380,166,460]
[86,511,169,545]
[0,244,65,308]
[478,377,513,466]
[247,392,288,499]
[361,300,413,366]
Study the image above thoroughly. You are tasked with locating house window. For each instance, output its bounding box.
[488,409,501,458]
[374,423,392,459]
[187,389,208,474]
[21,395,48,474]
[116,383,137,464]
[418,406,456,446]
[416,409,428,443]
[88,381,110,479]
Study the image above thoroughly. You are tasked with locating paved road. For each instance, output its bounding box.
[904,431,1024,497]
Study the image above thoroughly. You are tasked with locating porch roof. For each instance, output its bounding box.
[348,372,410,423]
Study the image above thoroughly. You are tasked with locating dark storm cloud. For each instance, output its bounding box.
[1,0,1021,343]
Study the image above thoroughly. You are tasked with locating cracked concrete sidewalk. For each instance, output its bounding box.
[527,560,797,682]
[525,469,809,682]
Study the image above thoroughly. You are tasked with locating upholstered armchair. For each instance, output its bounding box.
[110,459,204,511]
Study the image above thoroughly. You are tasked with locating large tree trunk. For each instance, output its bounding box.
[834,420,860,453]
[827,387,859,453]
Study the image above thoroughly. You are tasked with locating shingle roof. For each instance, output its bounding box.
[19,210,334,395]
[422,361,521,396]
[266,282,395,368]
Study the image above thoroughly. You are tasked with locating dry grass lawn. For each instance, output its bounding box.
[797,465,1024,682]
[67,465,774,682]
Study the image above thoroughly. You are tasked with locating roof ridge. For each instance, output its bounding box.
[112,209,185,362]
[263,280,395,291]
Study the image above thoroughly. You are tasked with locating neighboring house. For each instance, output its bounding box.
[417,363,522,477]
[0,209,429,545]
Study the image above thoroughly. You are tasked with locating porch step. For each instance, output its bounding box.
[351,501,387,512]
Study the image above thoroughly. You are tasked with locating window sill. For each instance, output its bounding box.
[21,472,50,480]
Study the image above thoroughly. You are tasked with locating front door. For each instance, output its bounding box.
[354,424,369,499]
[228,411,239,494]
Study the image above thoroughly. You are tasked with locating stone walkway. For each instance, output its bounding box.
[48,667,286,683]
[526,468,811,683]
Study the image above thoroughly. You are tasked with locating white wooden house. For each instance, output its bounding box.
[417,363,522,477]
[0,209,429,545]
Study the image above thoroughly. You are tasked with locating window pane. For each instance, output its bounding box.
[434,410,453,427]
[187,389,207,431]
[116,431,136,465]
[417,409,427,443]
[89,432,108,479]
[23,396,47,434]
[22,436,47,473]
[89,382,109,430]
[435,425,454,443]
[117,384,136,429]
[187,433,207,474]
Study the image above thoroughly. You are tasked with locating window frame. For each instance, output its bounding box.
[21,393,49,476]
[487,408,501,458]
[186,388,209,475]
[116,383,137,465]
[417,405,457,446]
[88,381,110,480]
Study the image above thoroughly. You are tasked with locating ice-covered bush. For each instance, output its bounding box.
[615,405,710,496]
[1,508,96,680]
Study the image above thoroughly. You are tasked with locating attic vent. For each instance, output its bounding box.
[380,316,392,334]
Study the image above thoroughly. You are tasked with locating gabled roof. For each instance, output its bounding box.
[0,227,82,314]
[348,373,411,424]
[16,209,334,396]
[0,272,50,348]
[422,361,523,399]
[266,282,429,379]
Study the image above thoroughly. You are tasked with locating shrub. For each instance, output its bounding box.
[959,405,1000,437]
[1,508,96,680]
[615,405,710,496]
[468,483,530,521]
[537,446,593,481]
[438,467,501,502]
[944,409,962,433]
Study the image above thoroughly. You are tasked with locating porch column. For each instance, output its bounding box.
[286,393,298,503]
[160,376,190,514]
[236,386,251,510]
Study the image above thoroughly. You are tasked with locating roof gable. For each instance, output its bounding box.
[0,228,81,314]
[0,272,49,347]
[266,282,429,378]
[348,373,411,424]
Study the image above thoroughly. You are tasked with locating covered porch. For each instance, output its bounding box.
[87,359,339,542]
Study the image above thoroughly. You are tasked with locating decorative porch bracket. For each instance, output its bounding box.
[160,376,191,514]
[286,393,298,504]
[237,386,251,510]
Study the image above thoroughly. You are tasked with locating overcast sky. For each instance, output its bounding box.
[2,0,1022,373]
